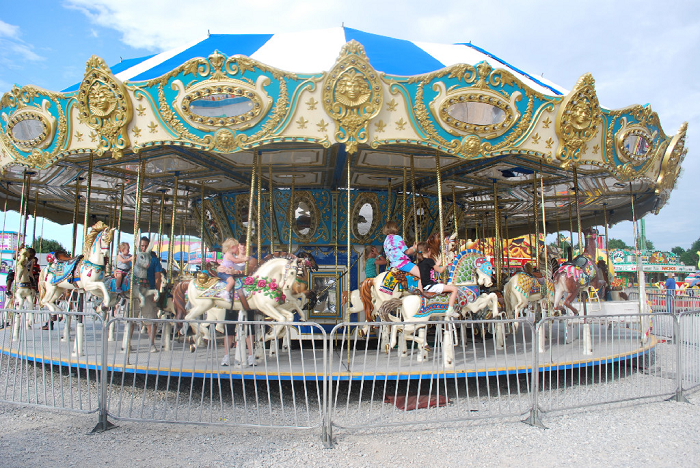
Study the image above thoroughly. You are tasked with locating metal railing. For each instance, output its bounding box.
[1,306,700,444]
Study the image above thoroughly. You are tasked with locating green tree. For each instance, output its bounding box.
[608,238,631,250]
[672,246,685,256]
[644,240,655,251]
[680,237,700,267]
[31,237,67,254]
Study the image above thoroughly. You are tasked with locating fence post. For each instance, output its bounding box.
[91,316,117,433]
[322,324,333,448]
[669,313,690,403]
[524,320,546,428]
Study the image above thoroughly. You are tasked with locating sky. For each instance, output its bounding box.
[0,0,698,253]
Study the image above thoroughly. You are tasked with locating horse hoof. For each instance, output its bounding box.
[189,344,196,353]
[384,344,390,354]
[150,345,159,353]
[484,311,493,320]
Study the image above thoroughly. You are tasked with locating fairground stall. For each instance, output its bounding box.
[0,28,694,439]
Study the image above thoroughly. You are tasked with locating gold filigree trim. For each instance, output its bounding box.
[554,73,602,164]
[351,192,381,244]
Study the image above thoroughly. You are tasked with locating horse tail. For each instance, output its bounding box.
[377,298,402,322]
[172,281,189,321]
[502,277,514,314]
[359,278,374,322]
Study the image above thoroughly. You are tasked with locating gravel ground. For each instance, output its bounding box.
[1,392,699,467]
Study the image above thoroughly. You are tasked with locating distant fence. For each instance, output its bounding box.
[1,307,699,445]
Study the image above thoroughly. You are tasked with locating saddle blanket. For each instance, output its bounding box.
[46,257,82,285]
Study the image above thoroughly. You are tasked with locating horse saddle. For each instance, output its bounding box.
[46,255,84,285]
[562,255,589,269]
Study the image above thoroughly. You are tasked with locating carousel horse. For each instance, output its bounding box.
[365,248,499,361]
[10,248,38,335]
[502,245,560,326]
[39,221,114,341]
[120,244,161,352]
[552,227,607,316]
[358,232,458,329]
[184,255,315,353]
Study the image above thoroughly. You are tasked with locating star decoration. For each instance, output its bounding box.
[296,116,308,129]
[148,121,158,133]
[317,119,328,132]
[374,120,387,133]
[593,144,600,154]
[89,131,97,143]
[305,98,318,110]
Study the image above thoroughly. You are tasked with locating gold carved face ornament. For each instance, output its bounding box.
[88,84,118,117]
[570,100,592,131]
[335,70,371,108]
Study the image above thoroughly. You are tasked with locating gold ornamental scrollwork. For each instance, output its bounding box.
[655,122,688,204]
[554,73,602,165]
[6,101,56,151]
[323,41,383,154]
[77,56,133,159]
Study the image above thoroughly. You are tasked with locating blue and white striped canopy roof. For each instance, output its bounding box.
[65,27,566,96]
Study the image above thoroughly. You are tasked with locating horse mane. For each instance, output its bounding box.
[83,221,111,256]
[261,252,297,265]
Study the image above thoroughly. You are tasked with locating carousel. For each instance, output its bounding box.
[0,28,687,379]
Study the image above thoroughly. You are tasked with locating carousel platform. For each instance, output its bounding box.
[0,315,657,382]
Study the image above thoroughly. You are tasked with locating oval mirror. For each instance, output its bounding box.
[295,201,311,235]
[357,203,373,236]
[189,93,254,118]
[623,134,651,157]
[447,102,505,126]
[12,118,45,141]
[238,202,256,235]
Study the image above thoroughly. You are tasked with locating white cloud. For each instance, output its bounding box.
[0,19,19,38]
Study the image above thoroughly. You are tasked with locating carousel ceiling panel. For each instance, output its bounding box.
[357,151,461,172]
[188,176,245,191]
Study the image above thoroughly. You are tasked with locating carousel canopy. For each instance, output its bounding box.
[0,28,689,249]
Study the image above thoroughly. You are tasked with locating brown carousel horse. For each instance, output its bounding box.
[552,227,607,315]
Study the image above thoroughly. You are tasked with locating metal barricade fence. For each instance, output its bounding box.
[0,308,103,413]
[533,313,676,416]
[678,311,700,392]
[103,316,327,430]
[326,318,534,436]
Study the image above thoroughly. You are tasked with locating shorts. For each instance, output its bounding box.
[424,283,445,293]
[217,272,233,282]
[224,308,257,335]
[397,262,417,273]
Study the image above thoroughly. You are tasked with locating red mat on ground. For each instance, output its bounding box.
[384,394,449,411]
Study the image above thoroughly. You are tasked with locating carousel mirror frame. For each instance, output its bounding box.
[351,192,380,244]
[307,270,340,319]
[292,191,320,243]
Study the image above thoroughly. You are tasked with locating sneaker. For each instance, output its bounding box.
[247,355,256,367]
[221,354,230,366]
[222,291,232,301]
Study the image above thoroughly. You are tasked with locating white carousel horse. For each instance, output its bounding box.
[185,255,314,353]
[366,249,499,364]
[502,246,560,329]
[10,248,38,336]
[39,221,114,342]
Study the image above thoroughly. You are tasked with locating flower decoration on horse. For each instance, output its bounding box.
[242,276,286,303]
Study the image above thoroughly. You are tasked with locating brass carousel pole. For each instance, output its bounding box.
[157,190,166,259]
[147,198,154,236]
[71,177,81,257]
[246,152,257,274]
[410,155,418,243]
[629,182,646,318]
[268,164,275,254]
[387,177,392,228]
[288,173,295,254]
[505,214,510,275]
[129,156,145,320]
[199,183,206,270]
[555,193,561,249]
[452,185,458,236]
[492,180,501,288]
[573,165,583,253]
[568,196,574,258]
[180,190,188,273]
[39,201,46,255]
[346,152,352,368]
[109,195,118,270]
[167,175,179,281]
[436,151,446,267]
[21,171,32,245]
[533,174,540,270]
[83,153,94,241]
[16,170,27,252]
[402,168,407,238]
[603,203,610,261]
[31,191,39,245]
[115,184,125,257]
[539,163,550,314]
[256,152,262,264]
